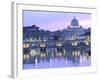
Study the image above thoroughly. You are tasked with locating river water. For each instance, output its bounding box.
[23,52,91,69]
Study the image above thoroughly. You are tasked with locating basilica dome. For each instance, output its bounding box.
[71,17,79,26]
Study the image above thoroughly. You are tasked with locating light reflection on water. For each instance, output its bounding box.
[23,49,91,69]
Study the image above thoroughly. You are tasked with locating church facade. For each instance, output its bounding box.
[62,17,86,40]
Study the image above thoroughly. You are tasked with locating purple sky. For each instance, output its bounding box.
[23,10,91,31]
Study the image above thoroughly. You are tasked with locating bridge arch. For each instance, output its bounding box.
[77,42,88,55]
[77,42,88,48]
[63,42,73,50]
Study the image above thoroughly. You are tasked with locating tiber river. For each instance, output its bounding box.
[23,47,91,69]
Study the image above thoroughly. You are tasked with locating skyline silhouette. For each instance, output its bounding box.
[23,10,91,31]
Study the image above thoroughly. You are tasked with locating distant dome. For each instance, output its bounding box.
[71,16,79,26]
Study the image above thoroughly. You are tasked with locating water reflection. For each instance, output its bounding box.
[23,47,91,69]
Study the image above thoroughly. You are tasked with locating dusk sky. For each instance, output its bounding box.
[23,10,91,31]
